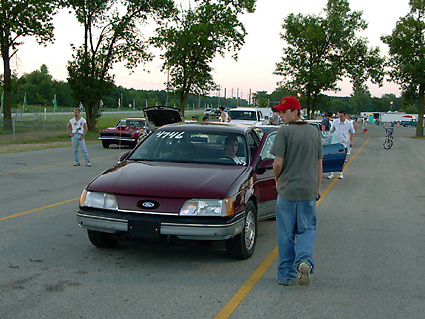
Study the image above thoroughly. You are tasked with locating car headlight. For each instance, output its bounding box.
[179,198,234,217]
[79,190,118,210]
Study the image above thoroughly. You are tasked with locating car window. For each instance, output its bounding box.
[321,131,342,146]
[228,111,257,121]
[260,132,276,160]
[247,132,259,160]
[118,120,127,127]
[253,127,264,139]
[129,129,248,166]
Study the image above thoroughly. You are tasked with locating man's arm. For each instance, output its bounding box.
[317,159,322,199]
[350,132,355,148]
[67,122,73,137]
[81,123,88,140]
[273,155,284,183]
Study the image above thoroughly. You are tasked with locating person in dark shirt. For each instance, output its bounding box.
[321,111,333,132]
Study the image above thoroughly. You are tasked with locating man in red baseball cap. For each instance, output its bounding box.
[271,96,301,113]
[270,96,322,286]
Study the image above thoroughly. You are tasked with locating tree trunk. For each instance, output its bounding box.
[1,46,12,130]
[416,83,425,137]
[305,92,312,119]
[180,90,189,117]
[84,100,100,132]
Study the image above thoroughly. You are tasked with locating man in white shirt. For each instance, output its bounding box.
[67,108,91,167]
[327,110,355,179]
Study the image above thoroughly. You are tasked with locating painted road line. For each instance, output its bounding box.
[0,155,116,176]
[215,138,371,319]
[0,198,79,222]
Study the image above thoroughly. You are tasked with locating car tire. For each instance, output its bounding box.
[102,141,110,148]
[226,201,257,260]
[87,230,118,248]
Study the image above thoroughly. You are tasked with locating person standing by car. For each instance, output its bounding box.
[321,111,333,132]
[67,107,91,167]
[219,105,231,123]
[271,110,280,125]
[270,96,323,286]
[327,110,355,179]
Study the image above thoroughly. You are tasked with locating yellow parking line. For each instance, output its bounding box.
[0,198,79,222]
[0,155,116,176]
[215,138,371,319]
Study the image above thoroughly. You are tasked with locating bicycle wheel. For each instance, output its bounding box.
[383,138,393,150]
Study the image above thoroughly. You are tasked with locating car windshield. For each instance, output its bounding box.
[228,111,257,121]
[118,120,146,128]
[129,128,248,166]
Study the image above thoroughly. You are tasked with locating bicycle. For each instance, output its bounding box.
[383,127,394,150]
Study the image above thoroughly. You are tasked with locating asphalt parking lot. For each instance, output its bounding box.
[0,123,424,319]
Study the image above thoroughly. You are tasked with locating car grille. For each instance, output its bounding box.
[100,132,132,138]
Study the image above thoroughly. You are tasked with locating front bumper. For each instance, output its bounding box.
[76,208,245,241]
[99,137,136,143]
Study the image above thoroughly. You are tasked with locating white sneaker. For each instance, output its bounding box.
[327,172,334,179]
[338,172,344,179]
[298,262,311,286]
[347,148,351,155]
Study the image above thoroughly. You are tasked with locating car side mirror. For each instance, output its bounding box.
[118,151,131,164]
[256,158,274,173]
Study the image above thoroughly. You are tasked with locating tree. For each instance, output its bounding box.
[66,0,174,131]
[274,0,384,119]
[252,91,269,108]
[381,0,425,136]
[349,84,372,113]
[151,0,256,115]
[0,0,59,129]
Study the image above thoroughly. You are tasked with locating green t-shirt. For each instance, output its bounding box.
[270,122,323,201]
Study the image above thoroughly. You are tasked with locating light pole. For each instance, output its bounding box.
[390,101,393,111]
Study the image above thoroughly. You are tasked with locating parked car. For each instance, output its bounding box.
[204,108,220,118]
[401,120,417,127]
[99,118,149,148]
[77,110,345,259]
[228,107,269,125]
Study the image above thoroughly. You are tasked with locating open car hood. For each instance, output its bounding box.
[143,106,183,130]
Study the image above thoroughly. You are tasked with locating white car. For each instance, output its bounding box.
[227,108,269,126]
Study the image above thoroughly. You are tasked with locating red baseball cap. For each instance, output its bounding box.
[271,96,301,112]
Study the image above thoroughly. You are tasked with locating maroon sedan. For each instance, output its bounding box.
[77,121,278,259]
[99,118,149,148]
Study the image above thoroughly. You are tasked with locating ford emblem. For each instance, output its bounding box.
[142,202,155,208]
[137,200,159,209]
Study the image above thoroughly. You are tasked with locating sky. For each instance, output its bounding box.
[6,0,412,99]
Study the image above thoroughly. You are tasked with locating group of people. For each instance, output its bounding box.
[67,98,358,288]
[321,110,356,179]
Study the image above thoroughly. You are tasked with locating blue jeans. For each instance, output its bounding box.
[275,195,316,282]
[72,134,90,163]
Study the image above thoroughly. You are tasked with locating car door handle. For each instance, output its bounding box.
[338,148,344,152]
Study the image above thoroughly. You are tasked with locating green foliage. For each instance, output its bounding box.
[66,0,174,131]
[151,0,256,114]
[252,91,269,108]
[400,103,418,114]
[0,0,60,129]
[381,0,425,136]
[275,0,384,119]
